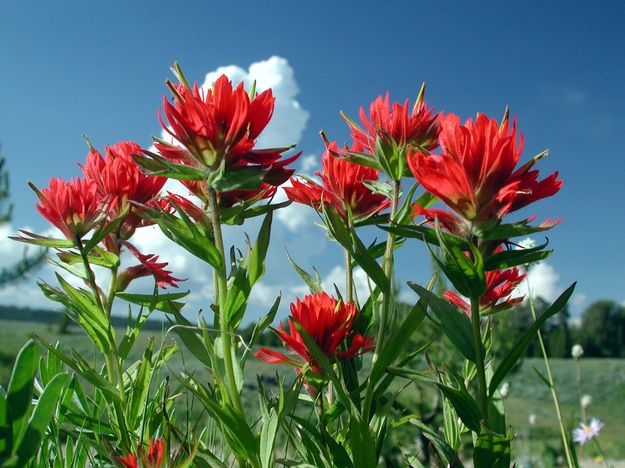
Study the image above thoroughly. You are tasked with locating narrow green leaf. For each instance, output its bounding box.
[473,426,511,468]
[285,249,323,294]
[13,373,70,465]
[488,282,576,398]
[408,282,477,363]
[7,340,40,448]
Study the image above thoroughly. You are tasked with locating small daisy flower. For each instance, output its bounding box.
[572,418,604,445]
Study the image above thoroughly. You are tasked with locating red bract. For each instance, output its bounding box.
[444,267,526,316]
[120,242,184,289]
[256,292,374,374]
[83,142,166,216]
[408,113,562,226]
[160,72,298,178]
[117,438,164,468]
[345,92,440,153]
[117,453,138,468]
[33,177,102,239]
[284,142,390,221]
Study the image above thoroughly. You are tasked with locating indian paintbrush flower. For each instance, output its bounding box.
[32,177,103,240]
[285,141,390,222]
[117,438,165,468]
[255,292,374,375]
[408,112,562,229]
[444,266,526,316]
[158,66,299,186]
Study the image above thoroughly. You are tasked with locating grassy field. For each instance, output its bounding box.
[1,318,624,464]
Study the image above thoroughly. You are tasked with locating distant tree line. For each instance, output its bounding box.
[496,298,625,358]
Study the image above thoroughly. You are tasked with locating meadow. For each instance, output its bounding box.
[1,316,623,465]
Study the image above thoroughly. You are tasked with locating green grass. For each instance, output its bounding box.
[1,319,624,462]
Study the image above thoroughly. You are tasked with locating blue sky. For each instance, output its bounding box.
[1,1,624,320]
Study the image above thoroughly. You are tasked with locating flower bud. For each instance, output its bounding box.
[500,382,510,398]
[581,394,592,409]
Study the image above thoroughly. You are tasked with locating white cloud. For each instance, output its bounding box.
[299,154,319,174]
[202,56,309,148]
[274,178,316,233]
[322,265,371,303]
[516,262,560,303]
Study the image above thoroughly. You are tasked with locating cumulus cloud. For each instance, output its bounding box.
[515,262,560,302]
[299,154,319,174]
[202,56,309,148]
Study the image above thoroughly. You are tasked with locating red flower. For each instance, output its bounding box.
[117,438,164,468]
[119,242,184,289]
[408,113,562,226]
[33,177,102,239]
[117,453,138,468]
[344,91,440,154]
[444,267,526,316]
[256,292,374,374]
[159,71,298,182]
[284,142,390,221]
[83,142,166,216]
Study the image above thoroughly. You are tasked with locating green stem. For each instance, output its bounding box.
[345,248,353,304]
[362,181,400,420]
[528,284,575,468]
[377,181,400,354]
[470,295,488,419]
[592,437,612,468]
[207,188,245,417]
[77,241,130,450]
[575,359,586,423]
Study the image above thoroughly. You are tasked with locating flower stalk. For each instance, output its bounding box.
[207,187,245,417]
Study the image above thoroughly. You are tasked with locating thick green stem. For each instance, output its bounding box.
[528,286,575,468]
[470,295,488,418]
[207,188,245,417]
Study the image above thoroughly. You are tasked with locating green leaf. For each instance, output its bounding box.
[211,166,268,192]
[243,295,281,363]
[370,301,426,384]
[479,220,556,240]
[10,230,75,248]
[484,242,552,270]
[117,291,189,314]
[436,383,482,433]
[7,340,39,448]
[473,426,511,468]
[13,373,70,465]
[260,409,279,468]
[127,338,154,429]
[83,204,130,253]
[378,223,468,250]
[133,151,207,180]
[408,418,459,466]
[169,309,213,368]
[286,249,323,294]
[488,283,576,398]
[408,282,478,363]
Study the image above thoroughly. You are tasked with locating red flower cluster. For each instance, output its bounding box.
[409,113,562,228]
[256,292,375,374]
[33,177,102,239]
[31,141,181,290]
[444,266,526,316]
[344,92,440,153]
[285,142,390,221]
[117,438,164,468]
[158,72,298,204]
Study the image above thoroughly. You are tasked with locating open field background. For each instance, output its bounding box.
[0,316,623,465]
